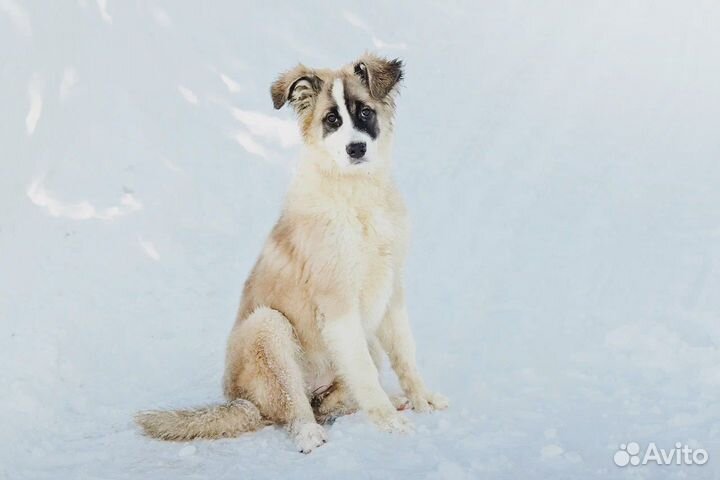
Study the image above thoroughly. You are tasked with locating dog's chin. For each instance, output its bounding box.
[328,155,372,173]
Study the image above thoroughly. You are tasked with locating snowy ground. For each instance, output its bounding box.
[2,1,720,479]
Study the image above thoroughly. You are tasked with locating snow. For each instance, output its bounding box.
[2,1,720,479]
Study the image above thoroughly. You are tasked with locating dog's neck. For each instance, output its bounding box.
[286,146,395,213]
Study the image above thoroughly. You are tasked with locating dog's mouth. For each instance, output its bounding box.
[349,157,367,165]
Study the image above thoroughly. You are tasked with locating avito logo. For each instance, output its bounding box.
[614,442,708,467]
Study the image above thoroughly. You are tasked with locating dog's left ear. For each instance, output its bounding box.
[353,54,403,100]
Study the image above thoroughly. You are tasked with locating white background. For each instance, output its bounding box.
[2,1,719,478]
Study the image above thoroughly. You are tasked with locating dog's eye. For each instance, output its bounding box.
[360,107,374,120]
[325,113,341,126]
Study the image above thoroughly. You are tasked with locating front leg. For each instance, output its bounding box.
[378,290,449,412]
[321,310,412,432]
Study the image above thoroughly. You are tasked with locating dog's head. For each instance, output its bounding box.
[271,53,403,174]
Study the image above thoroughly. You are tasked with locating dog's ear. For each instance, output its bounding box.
[270,65,323,113]
[353,54,403,100]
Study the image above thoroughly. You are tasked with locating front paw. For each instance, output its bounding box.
[389,394,411,411]
[408,391,449,413]
[293,423,327,454]
[367,408,414,433]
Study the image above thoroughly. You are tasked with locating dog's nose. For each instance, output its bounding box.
[346,142,366,160]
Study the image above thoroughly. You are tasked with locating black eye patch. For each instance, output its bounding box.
[344,96,379,140]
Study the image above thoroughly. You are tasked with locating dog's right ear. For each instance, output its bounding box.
[270,65,323,113]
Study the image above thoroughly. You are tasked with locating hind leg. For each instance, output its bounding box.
[313,381,356,424]
[223,307,326,453]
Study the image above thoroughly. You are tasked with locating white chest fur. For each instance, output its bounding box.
[288,168,407,331]
[354,207,399,334]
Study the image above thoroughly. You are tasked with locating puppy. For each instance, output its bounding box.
[136,53,448,453]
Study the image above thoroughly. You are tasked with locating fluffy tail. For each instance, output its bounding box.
[135,399,264,441]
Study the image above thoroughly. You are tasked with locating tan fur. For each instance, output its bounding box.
[136,54,447,453]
